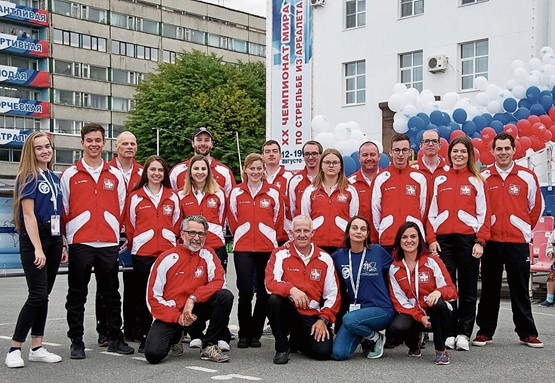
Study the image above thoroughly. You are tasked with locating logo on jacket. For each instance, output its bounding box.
[275,181,282,189]
[363,261,377,274]
[509,184,520,196]
[194,266,204,278]
[207,198,217,208]
[460,185,471,195]
[103,179,115,191]
[163,204,173,216]
[310,268,322,281]
[337,194,348,203]
[405,185,416,196]
[418,271,431,283]
[260,198,271,209]
[38,181,50,194]
[341,266,350,279]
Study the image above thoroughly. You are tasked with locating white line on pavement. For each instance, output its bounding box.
[186,366,218,373]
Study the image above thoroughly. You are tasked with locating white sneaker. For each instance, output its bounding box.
[217,340,230,351]
[5,350,24,368]
[455,335,469,351]
[29,347,62,363]
[445,336,456,350]
[189,338,202,348]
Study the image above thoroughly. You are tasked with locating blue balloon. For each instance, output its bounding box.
[513,107,530,120]
[493,112,510,125]
[449,121,460,130]
[552,85,555,99]
[526,86,541,102]
[503,97,518,113]
[482,113,493,125]
[441,112,451,126]
[415,129,425,144]
[408,116,425,132]
[410,140,419,154]
[539,95,553,111]
[518,98,532,109]
[378,153,390,169]
[417,112,430,126]
[462,120,477,136]
[473,115,487,130]
[490,120,504,134]
[503,112,517,123]
[471,132,481,139]
[541,90,552,98]
[426,123,438,131]
[438,125,451,140]
[430,110,443,125]
[453,108,467,124]
[343,156,357,177]
[350,151,360,169]
[530,103,546,116]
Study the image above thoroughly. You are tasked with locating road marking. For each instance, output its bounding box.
[100,351,124,356]
[132,356,147,362]
[212,374,262,381]
[186,366,218,373]
[41,341,62,346]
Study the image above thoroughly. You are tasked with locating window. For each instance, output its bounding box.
[55,149,75,164]
[461,0,487,4]
[189,30,205,45]
[400,0,424,17]
[248,42,266,57]
[90,65,107,81]
[142,19,159,34]
[345,0,366,29]
[112,97,132,112]
[344,60,365,105]
[111,12,127,28]
[232,39,247,53]
[399,51,423,92]
[55,90,76,106]
[89,94,107,109]
[460,39,488,90]
[163,50,176,63]
[53,0,71,16]
[54,60,73,75]
[112,69,128,84]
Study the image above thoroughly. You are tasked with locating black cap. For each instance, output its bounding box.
[192,127,213,138]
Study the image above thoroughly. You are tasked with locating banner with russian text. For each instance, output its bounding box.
[0,33,48,57]
[0,65,49,87]
[270,0,312,171]
[0,128,32,148]
[0,96,50,117]
[0,0,48,26]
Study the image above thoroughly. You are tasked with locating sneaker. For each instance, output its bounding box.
[29,347,62,363]
[237,338,249,349]
[217,340,230,352]
[138,339,146,354]
[107,338,135,355]
[97,334,109,347]
[538,299,554,307]
[249,338,262,348]
[434,350,450,365]
[455,335,469,351]
[70,338,86,360]
[5,350,24,368]
[520,336,544,348]
[273,351,290,364]
[445,336,456,350]
[200,345,229,363]
[189,338,202,348]
[366,333,385,359]
[419,332,429,349]
[408,348,421,357]
[169,341,183,357]
[472,335,493,347]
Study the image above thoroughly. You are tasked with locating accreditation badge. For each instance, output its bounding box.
[349,304,361,312]
[51,215,61,236]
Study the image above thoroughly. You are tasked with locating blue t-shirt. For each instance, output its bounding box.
[19,170,62,224]
[332,245,394,316]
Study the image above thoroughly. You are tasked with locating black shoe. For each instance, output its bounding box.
[70,338,86,360]
[107,338,135,355]
[138,339,146,354]
[97,334,109,347]
[249,338,262,348]
[273,351,290,364]
[237,338,249,348]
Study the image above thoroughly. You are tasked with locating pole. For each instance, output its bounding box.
[156,127,160,156]
[236,131,241,171]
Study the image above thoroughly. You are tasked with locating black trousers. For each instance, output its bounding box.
[12,226,62,342]
[133,255,157,338]
[144,289,233,364]
[388,299,453,351]
[66,244,123,341]
[437,233,479,338]
[213,246,228,273]
[267,294,333,360]
[476,241,538,339]
[233,251,270,340]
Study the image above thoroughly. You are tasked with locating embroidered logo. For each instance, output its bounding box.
[337,194,348,203]
[260,198,271,208]
[194,266,204,278]
[509,184,520,196]
[207,198,217,208]
[341,266,350,279]
[310,268,322,281]
[103,179,115,191]
[162,204,173,216]
[418,271,431,283]
[38,181,50,194]
[460,185,471,196]
[363,261,377,273]
[275,181,282,189]
[406,185,416,196]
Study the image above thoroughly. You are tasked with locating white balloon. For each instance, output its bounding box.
[513,67,528,82]
[346,120,361,131]
[420,89,434,97]
[372,140,384,153]
[393,118,409,134]
[476,92,489,106]
[467,107,481,120]
[350,130,366,142]
[442,92,459,110]
[473,76,489,91]
[549,75,555,88]
[315,132,336,150]
[388,93,404,112]
[543,54,555,65]
[506,79,517,91]
[498,89,512,100]
[529,57,543,71]
[525,74,540,88]
[511,59,525,71]
[393,112,405,121]
[392,83,408,95]
[335,140,350,156]
[420,92,435,106]
[334,123,351,141]
[311,115,329,134]
[540,46,554,56]
[346,139,360,155]
[422,102,436,115]
[486,100,503,114]
[403,87,420,106]
[485,84,500,99]
[401,104,418,118]
[512,85,526,99]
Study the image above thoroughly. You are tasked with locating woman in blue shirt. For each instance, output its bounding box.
[5,132,67,368]
[332,216,394,360]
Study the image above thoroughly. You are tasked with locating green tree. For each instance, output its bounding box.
[126,50,266,179]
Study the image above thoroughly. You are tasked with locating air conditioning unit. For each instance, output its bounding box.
[428,55,448,73]
[311,0,325,7]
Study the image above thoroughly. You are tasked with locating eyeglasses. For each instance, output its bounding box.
[182,230,206,238]
[391,148,410,154]
[322,160,341,167]
[421,139,439,145]
[303,151,321,158]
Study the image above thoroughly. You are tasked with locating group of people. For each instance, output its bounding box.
[6,122,546,369]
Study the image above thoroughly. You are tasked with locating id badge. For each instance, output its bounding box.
[51,215,61,236]
[349,304,361,312]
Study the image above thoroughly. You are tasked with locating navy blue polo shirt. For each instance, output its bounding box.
[19,171,62,223]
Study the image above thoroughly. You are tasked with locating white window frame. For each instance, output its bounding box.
[345,0,366,29]
[343,60,366,106]
[460,39,488,90]
[399,50,423,92]
[460,0,488,5]
[400,0,424,18]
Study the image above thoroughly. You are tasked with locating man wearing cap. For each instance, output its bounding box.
[169,127,235,196]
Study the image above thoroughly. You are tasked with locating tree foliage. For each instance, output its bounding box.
[126,50,266,179]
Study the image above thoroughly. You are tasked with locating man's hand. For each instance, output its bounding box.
[472,243,483,258]
[289,287,309,310]
[426,290,441,307]
[178,297,197,327]
[421,315,431,329]
[310,319,330,342]
[429,241,441,255]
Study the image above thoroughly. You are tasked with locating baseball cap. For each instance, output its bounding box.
[192,127,213,138]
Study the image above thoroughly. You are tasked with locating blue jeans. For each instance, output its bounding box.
[332,307,393,361]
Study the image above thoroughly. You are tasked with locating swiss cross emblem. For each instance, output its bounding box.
[194,266,204,278]
[337,193,348,203]
[310,268,322,281]
[406,185,416,196]
[103,179,115,191]
[509,184,520,196]
[418,271,430,283]
[260,198,271,208]
[275,181,282,189]
[207,198,217,208]
[460,185,471,195]
[163,204,173,216]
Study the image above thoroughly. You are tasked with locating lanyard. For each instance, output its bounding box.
[402,258,419,301]
[348,248,366,304]
[40,170,59,214]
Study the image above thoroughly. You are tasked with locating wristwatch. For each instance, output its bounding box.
[318,317,329,326]
[188,294,197,303]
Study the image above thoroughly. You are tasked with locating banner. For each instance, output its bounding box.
[0,33,48,57]
[0,96,50,117]
[0,128,32,147]
[270,0,312,170]
[0,0,48,26]
[0,64,49,87]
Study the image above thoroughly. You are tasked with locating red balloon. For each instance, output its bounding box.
[532,122,547,137]
[549,106,555,122]
[540,114,553,128]
[418,150,424,160]
[517,119,532,136]
[530,136,545,152]
[550,125,555,142]
[479,149,495,165]
[503,123,518,139]
[438,137,449,159]
[471,137,484,152]
[519,136,531,151]
[473,147,480,162]
[481,127,496,142]
[528,115,541,124]
[542,129,552,142]
[450,129,466,141]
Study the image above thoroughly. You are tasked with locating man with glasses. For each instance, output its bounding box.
[288,140,323,219]
[348,141,380,225]
[370,134,427,253]
[412,130,449,193]
[144,215,233,364]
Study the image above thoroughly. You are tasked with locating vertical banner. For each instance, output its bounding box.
[270,0,312,171]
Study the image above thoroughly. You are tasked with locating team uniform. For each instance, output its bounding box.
[109,156,143,193]
[348,169,377,226]
[288,168,315,219]
[169,157,235,196]
[267,165,294,242]
[411,156,449,201]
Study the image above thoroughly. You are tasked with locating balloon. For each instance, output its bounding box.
[493,112,510,125]
[540,95,554,111]
[343,156,357,176]
[453,108,467,124]
[530,103,546,116]
[378,153,390,169]
[532,122,547,137]
[541,46,554,56]
[549,106,555,121]
[438,138,448,159]
[530,136,545,152]
[528,115,541,124]
[518,98,532,109]
[347,121,361,131]
[430,110,443,126]
[490,120,503,134]
[487,100,503,114]
[514,107,530,120]
[540,114,553,127]
[473,147,481,162]
[473,76,488,91]
[476,92,489,106]
[526,86,541,102]
[511,59,525,70]
[393,118,409,133]
[392,83,408,95]
[503,97,518,112]
[519,136,531,151]
[485,84,501,99]
[512,85,526,99]
[315,132,336,149]
[415,129,425,144]
[450,129,466,141]
[542,129,552,142]
[514,139,524,159]
[416,112,430,126]
[471,137,484,152]
[442,92,459,109]
[481,127,496,142]
[503,123,518,138]
[408,116,425,132]
[480,150,495,165]
[441,112,451,126]
[517,119,532,136]
[473,115,487,130]
[529,57,543,71]
[334,123,351,140]
[550,125,555,141]
[410,140,419,155]
[401,104,418,118]
[311,115,330,133]
[372,140,384,153]
[438,125,451,140]
[426,123,438,131]
[462,121,477,136]
[482,113,493,125]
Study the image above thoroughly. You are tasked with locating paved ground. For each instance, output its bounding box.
[0,257,554,383]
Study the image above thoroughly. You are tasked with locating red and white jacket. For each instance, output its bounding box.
[300,184,359,248]
[371,165,428,246]
[125,186,181,257]
[288,168,315,219]
[348,169,377,226]
[228,180,283,252]
[147,245,226,324]
[482,163,543,243]
[60,159,126,245]
[179,189,226,249]
[109,156,143,194]
[388,254,457,323]
[411,156,449,202]
[426,167,490,244]
[267,165,294,242]
[169,157,235,196]
[265,243,341,323]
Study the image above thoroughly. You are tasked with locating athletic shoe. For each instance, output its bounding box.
[366,332,385,359]
[434,350,450,365]
[169,342,183,357]
[472,335,493,347]
[200,345,229,363]
[273,351,290,364]
[5,350,24,368]
[249,338,262,348]
[408,348,421,357]
[445,336,456,350]
[70,338,86,360]
[138,340,146,354]
[237,338,249,348]
[29,347,62,363]
[107,339,134,355]
[217,340,230,351]
[189,338,202,348]
[455,335,469,351]
[97,334,109,347]
[520,336,544,348]
[538,299,554,307]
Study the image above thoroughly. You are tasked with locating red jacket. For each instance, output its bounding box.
[125,186,181,257]
[300,184,359,248]
[147,245,226,324]
[411,156,449,203]
[426,167,490,243]
[267,165,294,242]
[265,243,341,323]
[109,157,143,194]
[389,254,457,323]
[370,165,428,246]
[228,180,284,252]
[288,168,314,219]
[482,163,543,243]
[169,157,235,196]
[60,159,126,244]
[179,189,226,249]
[348,169,377,225]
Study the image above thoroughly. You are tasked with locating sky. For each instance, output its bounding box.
[200,0,267,17]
